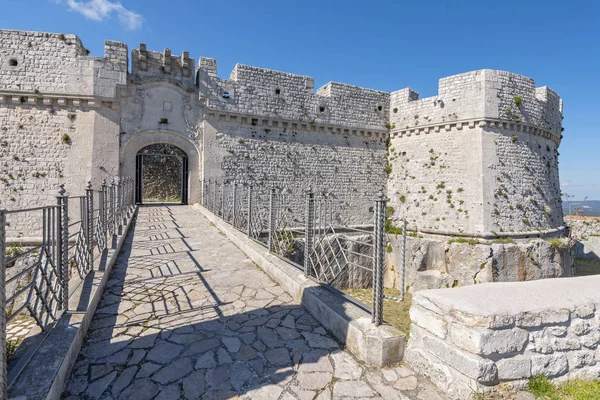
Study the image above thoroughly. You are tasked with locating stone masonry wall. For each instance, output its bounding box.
[387,70,564,237]
[202,116,386,224]
[387,127,484,234]
[405,276,600,399]
[0,30,88,93]
[566,216,600,261]
[0,30,126,236]
[198,62,390,130]
[384,234,573,293]
[1,30,567,243]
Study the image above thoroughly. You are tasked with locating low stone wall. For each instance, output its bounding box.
[384,234,574,292]
[566,216,600,261]
[404,276,600,399]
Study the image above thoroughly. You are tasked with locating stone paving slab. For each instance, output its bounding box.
[63,205,448,400]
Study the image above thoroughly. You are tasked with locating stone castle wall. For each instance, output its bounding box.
[0,29,565,241]
[387,70,564,237]
[0,30,126,236]
[566,216,600,261]
[384,234,573,293]
[198,60,389,222]
[198,62,389,130]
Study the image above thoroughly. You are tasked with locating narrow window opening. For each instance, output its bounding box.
[159,118,169,124]
[377,105,383,111]
[319,106,325,113]
[275,88,281,95]
[9,59,18,67]
[222,92,230,99]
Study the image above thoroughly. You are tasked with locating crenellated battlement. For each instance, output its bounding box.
[390,69,563,137]
[197,61,389,131]
[0,30,566,240]
[131,44,195,87]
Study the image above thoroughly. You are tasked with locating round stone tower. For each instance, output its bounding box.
[387,69,564,238]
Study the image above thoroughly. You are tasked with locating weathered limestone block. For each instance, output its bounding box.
[531,354,568,377]
[420,329,498,384]
[410,305,448,339]
[386,235,573,293]
[450,324,528,356]
[496,356,532,380]
[566,216,600,261]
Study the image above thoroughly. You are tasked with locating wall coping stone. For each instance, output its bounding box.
[415,276,600,319]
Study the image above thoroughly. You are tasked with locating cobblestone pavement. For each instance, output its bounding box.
[64,205,448,400]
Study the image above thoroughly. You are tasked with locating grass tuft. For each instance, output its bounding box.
[528,375,555,399]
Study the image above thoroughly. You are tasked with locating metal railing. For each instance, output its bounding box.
[0,177,135,398]
[202,179,407,328]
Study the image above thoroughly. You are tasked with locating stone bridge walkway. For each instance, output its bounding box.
[63,205,447,400]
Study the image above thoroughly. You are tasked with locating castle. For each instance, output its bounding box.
[0,29,565,242]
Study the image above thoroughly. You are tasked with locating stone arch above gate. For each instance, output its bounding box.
[121,130,200,204]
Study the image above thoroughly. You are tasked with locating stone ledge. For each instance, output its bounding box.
[193,204,405,366]
[405,276,600,398]
[7,207,138,400]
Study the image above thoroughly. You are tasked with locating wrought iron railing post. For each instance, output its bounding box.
[85,181,94,271]
[0,209,7,400]
[304,189,315,277]
[56,184,69,310]
[125,177,129,215]
[121,178,127,217]
[118,178,124,223]
[221,181,225,218]
[401,217,407,302]
[129,177,134,212]
[207,179,211,212]
[117,178,122,225]
[101,180,108,250]
[110,179,116,234]
[247,185,252,237]
[232,183,238,227]
[213,180,217,214]
[372,192,386,326]
[268,188,276,253]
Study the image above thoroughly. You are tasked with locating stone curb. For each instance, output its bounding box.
[193,204,406,366]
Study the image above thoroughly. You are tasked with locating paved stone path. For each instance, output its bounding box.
[64,205,448,400]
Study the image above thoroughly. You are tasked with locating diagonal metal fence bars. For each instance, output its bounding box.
[0,177,135,399]
[202,179,408,327]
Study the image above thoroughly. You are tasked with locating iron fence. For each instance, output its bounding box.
[202,179,407,327]
[0,177,135,399]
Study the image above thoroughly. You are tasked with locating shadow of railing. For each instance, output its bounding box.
[60,204,363,399]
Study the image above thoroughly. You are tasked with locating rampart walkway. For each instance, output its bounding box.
[63,205,446,400]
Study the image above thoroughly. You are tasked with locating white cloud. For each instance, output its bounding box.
[59,0,143,30]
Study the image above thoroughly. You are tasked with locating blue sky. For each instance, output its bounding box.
[2,0,599,200]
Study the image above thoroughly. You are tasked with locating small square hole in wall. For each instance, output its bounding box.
[377,105,383,111]
[319,106,325,113]
[9,59,18,67]
[393,108,398,113]
[159,118,168,124]
[222,92,230,99]
[275,88,281,95]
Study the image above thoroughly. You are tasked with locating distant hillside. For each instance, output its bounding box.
[564,200,600,217]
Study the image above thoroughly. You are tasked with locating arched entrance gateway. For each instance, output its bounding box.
[120,130,201,206]
[135,144,189,204]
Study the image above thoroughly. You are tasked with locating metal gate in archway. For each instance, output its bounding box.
[135,144,189,205]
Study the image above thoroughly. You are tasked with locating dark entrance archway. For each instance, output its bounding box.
[135,144,189,205]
